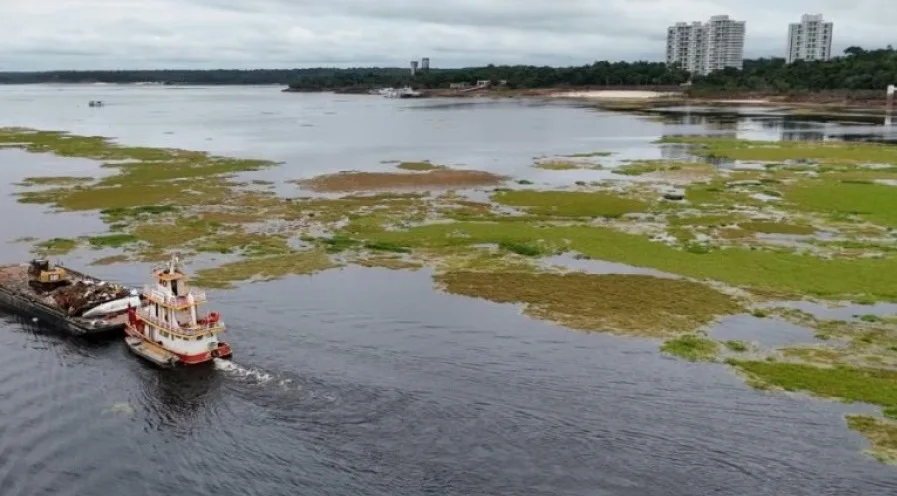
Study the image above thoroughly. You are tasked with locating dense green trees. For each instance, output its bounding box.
[690,46,897,92]
[1,46,894,93]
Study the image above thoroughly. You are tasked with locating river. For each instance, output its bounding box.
[0,84,896,496]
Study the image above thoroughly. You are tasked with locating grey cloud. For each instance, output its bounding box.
[0,0,894,70]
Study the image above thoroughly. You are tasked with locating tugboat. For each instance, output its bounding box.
[124,255,232,368]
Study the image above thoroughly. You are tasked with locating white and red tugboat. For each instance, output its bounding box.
[124,255,232,368]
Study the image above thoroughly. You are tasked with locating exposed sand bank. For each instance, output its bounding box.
[551,90,681,100]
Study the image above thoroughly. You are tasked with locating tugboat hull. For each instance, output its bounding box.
[124,336,179,368]
[125,323,233,366]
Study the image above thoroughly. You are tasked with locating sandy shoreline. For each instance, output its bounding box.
[549,89,681,100]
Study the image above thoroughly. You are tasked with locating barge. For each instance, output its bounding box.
[125,255,232,368]
[0,259,142,336]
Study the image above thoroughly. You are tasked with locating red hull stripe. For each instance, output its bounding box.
[125,324,232,365]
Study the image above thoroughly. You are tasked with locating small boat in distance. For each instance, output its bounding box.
[124,255,232,368]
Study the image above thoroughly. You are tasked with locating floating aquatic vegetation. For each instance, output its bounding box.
[491,190,649,218]
[612,160,715,179]
[532,161,582,170]
[564,151,613,158]
[191,250,337,289]
[366,221,897,302]
[724,340,749,352]
[847,415,897,464]
[85,234,139,250]
[659,136,897,165]
[436,272,741,336]
[661,334,721,361]
[295,169,506,192]
[395,161,445,171]
[731,359,897,417]
[90,255,130,266]
[785,181,897,228]
[16,176,94,187]
[739,221,816,235]
[34,237,78,255]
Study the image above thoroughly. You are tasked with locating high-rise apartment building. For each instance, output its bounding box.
[704,15,746,73]
[786,14,833,63]
[666,15,745,76]
[666,22,706,74]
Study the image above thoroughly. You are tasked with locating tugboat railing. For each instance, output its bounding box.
[136,310,224,337]
[141,286,207,307]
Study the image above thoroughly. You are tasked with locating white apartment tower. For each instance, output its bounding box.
[786,14,833,63]
[666,15,745,76]
[666,22,706,74]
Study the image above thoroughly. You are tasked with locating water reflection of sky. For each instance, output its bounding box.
[652,105,897,144]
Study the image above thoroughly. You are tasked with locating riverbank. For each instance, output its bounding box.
[285,84,895,116]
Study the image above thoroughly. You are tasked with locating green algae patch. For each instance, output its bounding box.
[565,151,613,158]
[424,247,543,274]
[296,169,505,192]
[785,181,897,227]
[498,240,546,257]
[533,161,582,171]
[101,205,179,223]
[367,221,897,302]
[192,232,292,257]
[133,219,224,250]
[17,176,94,187]
[352,255,423,271]
[18,176,234,211]
[612,160,715,178]
[435,272,741,336]
[739,222,816,235]
[660,136,897,165]
[396,161,445,171]
[846,415,897,464]
[781,347,846,365]
[191,250,338,289]
[90,254,131,266]
[34,237,78,255]
[730,360,897,413]
[87,233,138,248]
[725,340,749,352]
[661,334,720,361]
[668,214,740,227]
[492,190,648,218]
[363,240,411,254]
[3,128,272,212]
[685,181,764,208]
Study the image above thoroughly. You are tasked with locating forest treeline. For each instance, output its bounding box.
[1,46,894,93]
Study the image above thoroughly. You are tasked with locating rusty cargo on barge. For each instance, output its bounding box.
[0,259,142,336]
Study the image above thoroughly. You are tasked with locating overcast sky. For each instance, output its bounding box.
[0,0,893,71]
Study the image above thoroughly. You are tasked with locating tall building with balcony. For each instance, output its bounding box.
[786,14,833,63]
[666,15,745,76]
[666,22,706,74]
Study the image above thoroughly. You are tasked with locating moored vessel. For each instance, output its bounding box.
[124,255,232,368]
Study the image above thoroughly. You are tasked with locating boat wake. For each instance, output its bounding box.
[213,358,286,385]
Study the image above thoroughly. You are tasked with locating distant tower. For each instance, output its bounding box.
[410,60,419,76]
[421,57,430,72]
